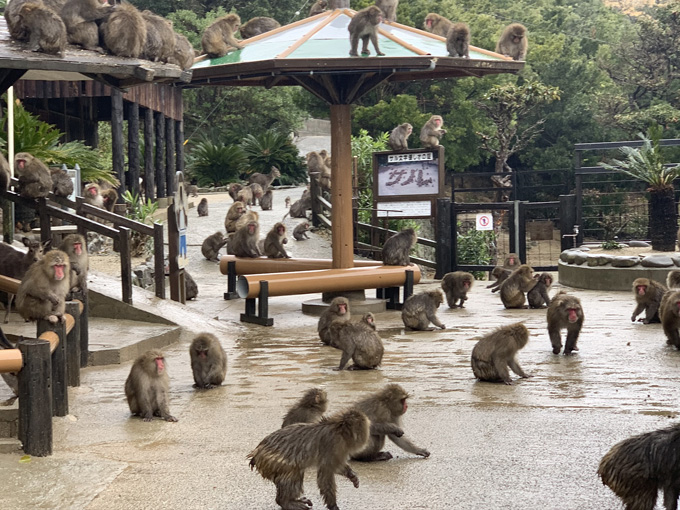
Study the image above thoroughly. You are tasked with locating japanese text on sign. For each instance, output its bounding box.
[387,152,434,163]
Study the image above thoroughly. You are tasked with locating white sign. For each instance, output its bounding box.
[376,201,431,218]
[476,213,493,231]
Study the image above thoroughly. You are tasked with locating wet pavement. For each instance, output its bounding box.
[1,187,679,509]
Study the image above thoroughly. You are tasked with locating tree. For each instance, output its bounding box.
[475,81,560,173]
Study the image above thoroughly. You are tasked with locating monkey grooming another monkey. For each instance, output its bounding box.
[527,272,552,309]
[227,182,243,201]
[230,221,261,258]
[189,333,227,389]
[234,210,258,231]
[318,297,351,345]
[471,322,531,384]
[348,5,385,57]
[60,0,114,53]
[496,23,528,60]
[388,123,412,151]
[100,2,146,58]
[124,349,177,422]
[382,228,416,266]
[293,221,311,241]
[16,2,66,56]
[667,269,680,289]
[401,290,446,330]
[424,13,453,37]
[17,249,70,324]
[239,16,280,39]
[249,408,369,510]
[286,189,312,219]
[351,383,430,461]
[487,266,511,292]
[15,152,52,199]
[224,201,246,233]
[660,290,680,349]
[447,22,470,58]
[194,197,208,217]
[202,13,243,58]
[420,115,447,148]
[330,312,384,370]
[263,222,290,259]
[441,271,474,308]
[59,234,88,295]
[375,0,398,23]
[598,422,680,510]
[201,231,228,261]
[547,291,584,355]
[499,264,536,309]
[631,277,666,324]
[281,387,328,427]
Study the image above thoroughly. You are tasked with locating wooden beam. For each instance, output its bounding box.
[154,112,166,198]
[330,104,353,269]
[127,101,140,197]
[165,115,175,196]
[144,108,155,200]
[111,89,125,198]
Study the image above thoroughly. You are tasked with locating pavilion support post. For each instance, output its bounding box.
[127,102,140,197]
[330,104,353,269]
[144,109,155,201]
[175,120,185,174]
[155,112,166,199]
[165,116,175,196]
[111,90,125,200]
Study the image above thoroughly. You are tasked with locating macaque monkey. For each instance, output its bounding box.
[631,277,666,324]
[499,265,536,309]
[15,152,52,199]
[101,188,118,212]
[5,0,31,41]
[100,2,146,58]
[189,333,227,389]
[249,182,264,206]
[239,16,280,38]
[441,271,474,308]
[0,327,18,396]
[124,349,177,422]
[471,322,531,384]
[248,166,280,191]
[16,2,67,56]
[16,249,70,324]
[236,186,254,207]
[230,221,261,258]
[201,231,228,261]
[382,228,416,266]
[487,266,511,292]
[197,197,209,217]
[419,115,446,148]
[547,291,584,355]
[202,13,243,58]
[83,182,105,209]
[424,13,453,37]
[496,23,528,60]
[284,196,291,208]
[351,383,430,461]
[527,272,552,309]
[186,184,198,197]
[447,22,470,58]
[330,312,384,370]
[0,152,9,191]
[227,182,243,201]
[281,387,328,427]
[185,271,198,301]
[306,151,331,192]
[667,269,680,289]
[263,222,290,259]
[168,32,195,70]
[286,189,311,219]
[293,221,311,241]
[503,253,521,270]
[348,5,385,57]
[61,0,114,53]
[249,408,369,510]
[0,237,49,323]
[224,201,246,233]
[375,0,398,23]
[140,10,174,62]
[309,0,328,16]
[402,290,446,330]
[50,167,74,197]
[599,422,680,510]
[660,290,680,349]
[318,297,350,345]
[259,190,273,211]
[234,210,258,231]
[388,123,412,151]
[59,234,88,294]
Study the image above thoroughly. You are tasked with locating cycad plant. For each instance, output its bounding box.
[187,139,246,187]
[240,131,306,185]
[600,126,680,251]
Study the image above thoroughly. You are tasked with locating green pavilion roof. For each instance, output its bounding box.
[188,9,523,103]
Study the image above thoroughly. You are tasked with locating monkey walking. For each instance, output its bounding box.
[471,322,531,384]
[124,349,178,422]
[249,408,370,510]
[248,166,280,191]
[546,291,584,355]
[189,333,227,389]
[599,422,680,510]
[441,271,474,308]
[401,290,446,330]
[446,22,470,58]
[347,5,385,57]
[631,277,666,324]
[281,387,328,427]
[424,13,453,37]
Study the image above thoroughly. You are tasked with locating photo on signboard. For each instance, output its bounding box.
[375,150,440,197]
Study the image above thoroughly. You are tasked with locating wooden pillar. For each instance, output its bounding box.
[84,99,98,148]
[175,119,185,174]
[127,101,140,197]
[144,108,155,201]
[37,320,68,417]
[111,90,126,199]
[154,112,166,198]
[64,301,81,387]
[18,339,52,457]
[165,117,175,196]
[330,104,353,269]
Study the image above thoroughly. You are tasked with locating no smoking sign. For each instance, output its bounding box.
[476,213,493,231]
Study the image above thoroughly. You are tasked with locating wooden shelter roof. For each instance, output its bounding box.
[188,9,523,103]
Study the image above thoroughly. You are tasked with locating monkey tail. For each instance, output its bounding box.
[0,328,14,350]
[281,211,290,221]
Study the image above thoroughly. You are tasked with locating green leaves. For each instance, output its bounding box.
[187,140,246,187]
[240,132,306,184]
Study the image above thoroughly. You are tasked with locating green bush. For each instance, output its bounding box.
[456,224,495,280]
[240,131,307,185]
[187,139,246,187]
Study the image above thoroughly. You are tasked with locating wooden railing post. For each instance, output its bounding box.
[435,198,452,279]
[64,302,81,387]
[37,320,68,417]
[119,226,133,304]
[18,339,52,457]
[310,175,322,227]
[153,222,165,298]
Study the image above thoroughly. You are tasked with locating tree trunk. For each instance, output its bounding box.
[648,187,677,251]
